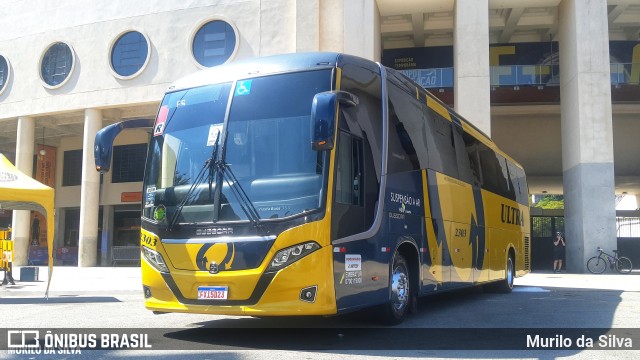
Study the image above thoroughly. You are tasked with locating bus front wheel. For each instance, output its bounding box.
[379,253,410,325]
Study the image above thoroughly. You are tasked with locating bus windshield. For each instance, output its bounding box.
[142,69,333,226]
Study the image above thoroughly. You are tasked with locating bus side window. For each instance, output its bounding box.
[386,81,427,173]
[336,131,364,206]
[508,161,527,205]
[425,108,459,178]
[478,145,515,201]
[461,131,483,187]
[452,124,473,185]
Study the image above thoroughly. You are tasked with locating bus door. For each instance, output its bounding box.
[385,81,436,292]
[331,61,385,311]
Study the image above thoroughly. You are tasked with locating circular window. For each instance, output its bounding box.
[191,20,238,68]
[40,42,75,88]
[110,31,150,79]
[0,55,10,95]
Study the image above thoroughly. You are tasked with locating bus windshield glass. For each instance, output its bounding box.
[143,69,333,225]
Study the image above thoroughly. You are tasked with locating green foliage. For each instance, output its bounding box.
[534,195,564,209]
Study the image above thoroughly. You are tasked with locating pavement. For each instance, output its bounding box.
[1,266,638,297]
[0,266,142,296]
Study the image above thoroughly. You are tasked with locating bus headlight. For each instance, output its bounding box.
[142,246,169,273]
[266,242,320,273]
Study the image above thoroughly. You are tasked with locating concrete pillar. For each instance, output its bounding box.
[296,0,319,52]
[11,116,35,266]
[78,109,102,267]
[342,0,381,61]
[100,205,112,266]
[319,0,344,53]
[53,209,65,265]
[558,0,616,273]
[453,0,491,135]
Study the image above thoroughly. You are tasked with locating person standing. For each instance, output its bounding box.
[553,232,566,273]
[1,244,16,286]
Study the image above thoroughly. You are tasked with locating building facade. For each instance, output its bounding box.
[0,0,638,271]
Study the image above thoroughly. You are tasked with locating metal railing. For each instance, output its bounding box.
[401,63,639,88]
[400,68,453,88]
[610,63,640,85]
[490,64,559,86]
[112,246,140,265]
[617,217,640,238]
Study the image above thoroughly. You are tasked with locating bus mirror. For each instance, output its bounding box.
[94,118,154,173]
[311,92,337,151]
[311,91,358,151]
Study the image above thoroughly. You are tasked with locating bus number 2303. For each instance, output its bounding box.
[455,228,467,237]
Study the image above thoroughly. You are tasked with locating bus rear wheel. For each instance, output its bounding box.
[486,254,515,293]
[495,254,515,293]
[379,253,410,325]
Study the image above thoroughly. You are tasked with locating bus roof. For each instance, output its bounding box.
[169,52,342,92]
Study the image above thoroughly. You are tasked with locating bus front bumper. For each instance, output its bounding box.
[141,245,337,316]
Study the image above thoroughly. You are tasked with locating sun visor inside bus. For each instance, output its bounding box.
[250,175,322,201]
[94,118,154,173]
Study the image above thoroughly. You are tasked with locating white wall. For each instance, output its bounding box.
[0,0,382,121]
[0,0,287,120]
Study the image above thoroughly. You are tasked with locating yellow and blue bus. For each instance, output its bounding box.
[95,52,530,324]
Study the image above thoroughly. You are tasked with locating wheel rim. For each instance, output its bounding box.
[391,265,409,311]
[507,258,514,288]
[588,257,606,273]
[616,258,632,274]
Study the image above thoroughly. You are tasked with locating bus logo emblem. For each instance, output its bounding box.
[209,261,219,274]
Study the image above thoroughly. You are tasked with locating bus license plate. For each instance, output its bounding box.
[197,286,228,300]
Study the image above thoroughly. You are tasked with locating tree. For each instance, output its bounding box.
[534,195,564,209]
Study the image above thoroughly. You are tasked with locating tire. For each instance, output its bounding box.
[494,254,515,293]
[379,253,410,325]
[587,256,606,274]
[615,257,633,274]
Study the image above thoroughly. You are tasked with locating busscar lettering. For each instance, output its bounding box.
[196,227,234,236]
[501,204,524,226]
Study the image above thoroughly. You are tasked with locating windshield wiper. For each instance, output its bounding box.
[166,130,264,232]
[167,132,220,231]
[217,161,264,232]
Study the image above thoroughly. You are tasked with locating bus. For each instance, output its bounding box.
[95,52,530,324]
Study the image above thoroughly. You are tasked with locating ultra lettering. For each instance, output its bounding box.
[501,204,524,226]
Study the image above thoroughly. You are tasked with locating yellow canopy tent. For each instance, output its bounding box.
[0,153,54,297]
